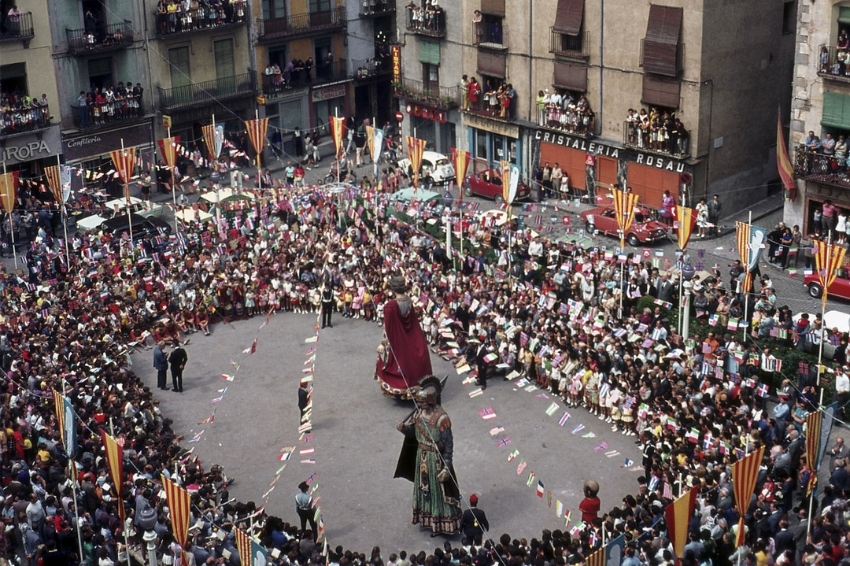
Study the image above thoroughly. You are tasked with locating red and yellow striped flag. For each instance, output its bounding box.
[735,221,754,294]
[814,239,847,301]
[585,545,605,566]
[0,170,19,214]
[245,118,269,156]
[452,148,470,193]
[202,123,218,162]
[53,390,65,447]
[732,446,765,546]
[777,110,796,200]
[612,188,640,244]
[158,136,181,169]
[45,165,63,205]
[161,475,191,547]
[405,136,427,189]
[806,410,823,495]
[664,485,698,564]
[100,430,125,520]
[110,147,137,207]
[329,116,346,159]
[675,205,697,251]
[233,526,253,566]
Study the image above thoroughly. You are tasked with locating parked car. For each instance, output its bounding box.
[397,150,456,188]
[389,188,443,204]
[579,204,668,246]
[104,196,163,218]
[100,213,172,240]
[804,268,850,299]
[462,169,532,203]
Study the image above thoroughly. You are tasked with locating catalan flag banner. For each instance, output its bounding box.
[451,148,471,197]
[664,485,698,564]
[109,147,137,184]
[45,165,63,205]
[735,221,767,294]
[675,205,698,251]
[585,545,606,566]
[157,136,182,169]
[234,526,268,566]
[53,391,76,459]
[612,189,640,243]
[329,115,346,159]
[776,109,796,200]
[245,118,270,167]
[161,475,191,546]
[732,446,765,547]
[499,160,520,206]
[53,390,65,448]
[201,123,224,162]
[814,240,847,303]
[100,430,125,520]
[405,135,427,189]
[806,410,823,494]
[0,170,19,214]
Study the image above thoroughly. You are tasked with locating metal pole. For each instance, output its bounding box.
[255,109,262,195]
[2,161,17,273]
[121,139,134,249]
[143,530,158,566]
[742,211,751,344]
[808,385,825,533]
[168,128,178,234]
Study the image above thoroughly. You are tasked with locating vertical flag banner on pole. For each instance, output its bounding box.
[664,486,698,564]
[405,136,426,190]
[735,221,767,294]
[500,160,519,209]
[776,109,797,201]
[675,205,697,251]
[452,148,471,203]
[366,126,384,181]
[157,136,181,170]
[233,526,253,566]
[612,188,640,243]
[814,239,847,306]
[0,169,19,215]
[329,115,346,160]
[731,446,765,547]
[245,117,269,171]
[202,121,224,163]
[805,410,823,495]
[161,475,191,548]
[109,147,137,206]
[100,431,126,520]
[53,391,76,460]
[45,166,63,204]
[585,546,606,566]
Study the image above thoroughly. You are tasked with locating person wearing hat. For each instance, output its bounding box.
[459,493,489,545]
[168,339,188,393]
[295,481,317,536]
[153,340,169,390]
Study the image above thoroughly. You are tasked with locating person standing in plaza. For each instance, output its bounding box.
[707,194,722,236]
[168,339,187,393]
[822,199,837,239]
[321,282,334,328]
[298,379,311,424]
[460,493,489,545]
[153,341,169,390]
[295,481,317,536]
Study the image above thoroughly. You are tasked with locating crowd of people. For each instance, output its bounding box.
[0,92,50,136]
[625,109,689,156]
[460,77,517,120]
[155,0,246,35]
[75,84,144,129]
[535,90,595,136]
[0,164,846,566]
[404,0,446,34]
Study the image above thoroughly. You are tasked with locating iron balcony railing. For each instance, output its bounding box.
[66,21,134,55]
[262,61,348,94]
[159,72,256,111]
[816,45,850,82]
[549,28,588,59]
[794,146,850,190]
[359,0,396,18]
[0,104,50,137]
[394,77,459,110]
[622,120,690,158]
[352,58,391,80]
[404,5,446,38]
[257,7,345,41]
[153,7,246,37]
[0,12,34,42]
[70,100,145,130]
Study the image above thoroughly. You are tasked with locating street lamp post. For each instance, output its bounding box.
[681,260,696,342]
[138,506,159,566]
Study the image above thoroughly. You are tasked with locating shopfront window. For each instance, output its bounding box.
[313,97,344,135]
[475,129,488,160]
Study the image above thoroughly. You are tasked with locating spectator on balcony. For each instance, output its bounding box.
[6,5,21,36]
[264,63,275,89]
[674,118,688,155]
[461,75,469,111]
[283,60,293,87]
[837,29,849,53]
[156,1,168,34]
[820,46,831,74]
[506,84,516,119]
[303,58,312,83]
[406,0,415,28]
[77,91,90,128]
[536,91,546,125]
[233,0,246,22]
[472,10,482,44]
[272,63,282,89]
[467,77,480,110]
[806,132,821,153]
[637,109,649,148]
[133,82,144,114]
[836,135,847,171]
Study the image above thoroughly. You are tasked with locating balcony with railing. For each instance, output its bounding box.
[794,145,850,190]
[0,12,34,44]
[622,120,689,158]
[66,21,134,55]
[0,104,51,138]
[473,21,507,51]
[159,72,256,111]
[153,7,246,38]
[359,0,396,19]
[262,61,348,96]
[70,100,146,130]
[394,77,458,110]
[352,58,391,81]
[403,5,446,38]
[816,45,850,83]
[549,28,588,61]
[257,7,345,42]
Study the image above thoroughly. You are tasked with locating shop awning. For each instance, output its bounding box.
[822,91,850,130]
[477,50,507,79]
[480,0,505,17]
[642,4,683,77]
[641,75,681,109]
[553,0,584,35]
[419,39,440,65]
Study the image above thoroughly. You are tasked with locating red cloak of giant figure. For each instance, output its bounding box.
[376,298,432,398]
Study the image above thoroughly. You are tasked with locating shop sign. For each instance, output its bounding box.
[64,122,152,161]
[465,112,520,138]
[311,83,347,102]
[391,45,401,84]
[1,126,61,165]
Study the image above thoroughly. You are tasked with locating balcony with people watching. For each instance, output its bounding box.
[472,13,506,50]
[393,77,458,110]
[66,21,134,55]
[534,89,595,137]
[70,83,145,130]
[404,0,446,38]
[158,72,256,111]
[262,60,348,96]
[352,58,392,81]
[461,76,516,121]
[0,92,50,137]
[623,107,689,158]
[153,0,247,38]
[0,10,34,44]
[257,6,346,42]
[794,129,850,190]
[359,0,396,18]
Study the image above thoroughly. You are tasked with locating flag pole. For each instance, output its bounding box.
[372,115,377,183]
[808,386,825,533]
[57,154,71,266]
[121,139,134,249]
[61,379,86,565]
[2,161,17,273]
[742,211,751,345]
[168,128,179,234]
[255,109,262,196]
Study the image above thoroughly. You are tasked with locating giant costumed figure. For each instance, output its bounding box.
[395,375,461,537]
[375,275,433,398]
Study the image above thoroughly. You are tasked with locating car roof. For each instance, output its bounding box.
[422,150,447,161]
[101,213,149,230]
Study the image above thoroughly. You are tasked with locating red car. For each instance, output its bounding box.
[579,205,668,246]
[462,169,531,203]
[804,269,850,299]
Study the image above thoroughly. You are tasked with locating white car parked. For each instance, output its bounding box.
[397,150,456,188]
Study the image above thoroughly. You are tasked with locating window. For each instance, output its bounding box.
[480,14,503,45]
[309,0,332,13]
[262,0,286,19]
[0,63,28,97]
[553,61,587,92]
[423,63,439,92]
[419,39,440,65]
[477,51,506,78]
[476,129,488,160]
[168,48,190,88]
[782,1,796,35]
[268,46,287,67]
[641,75,680,109]
[88,57,113,91]
[823,91,850,129]
[642,4,683,77]
[214,39,235,80]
